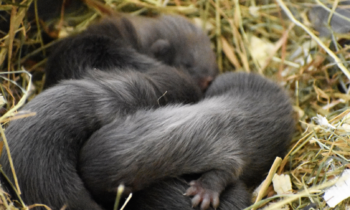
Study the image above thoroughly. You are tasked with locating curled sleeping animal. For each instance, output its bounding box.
[126,14,219,91]
[79,72,295,209]
[1,72,293,210]
[10,14,223,210]
[44,15,218,92]
[0,64,201,210]
[4,10,291,210]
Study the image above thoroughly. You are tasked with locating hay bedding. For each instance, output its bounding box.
[1,0,350,209]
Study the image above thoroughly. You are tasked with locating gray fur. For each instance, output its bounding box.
[124,178,251,210]
[308,4,350,37]
[45,14,218,91]
[43,19,160,89]
[0,68,200,210]
[79,72,294,209]
[127,15,219,91]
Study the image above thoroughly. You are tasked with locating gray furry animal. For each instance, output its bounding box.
[79,72,294,209]
[43,17,149,89]
[126,14,219,91]
[124,178,251,210]
[44,15,218,92]
[308,4,350,37]
[0,68,201,210]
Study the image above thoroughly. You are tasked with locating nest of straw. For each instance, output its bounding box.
[1,0,350,209]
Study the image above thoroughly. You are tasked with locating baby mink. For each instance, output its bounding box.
[0,66,200,210]
[44,15,218,92]
[79,72,294,209]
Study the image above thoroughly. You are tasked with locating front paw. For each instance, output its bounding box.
[185,180,220,210]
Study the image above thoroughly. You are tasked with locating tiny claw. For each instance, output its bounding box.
[189,180,196,186]
[212,195,220,209]
[191,194,201,207]
[200,195,211,210]
[186,186,197,196]
[186,180,221,209]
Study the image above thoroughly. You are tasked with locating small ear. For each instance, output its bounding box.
[150,39,171,56]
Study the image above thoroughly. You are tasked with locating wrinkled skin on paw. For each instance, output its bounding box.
[186,180,220,210]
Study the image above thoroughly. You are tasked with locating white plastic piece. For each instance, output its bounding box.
[252,179,264,198]
[272,174,293,195]
[324,169,350,208]
[249,6,260,17]
[248,35,275,67]
[0,95,6,106]
[312,114,336,129]
[192,18,214,32]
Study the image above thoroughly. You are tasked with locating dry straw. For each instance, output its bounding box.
[1,0,350,209]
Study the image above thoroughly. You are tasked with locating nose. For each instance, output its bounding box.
[199,76,214,92]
